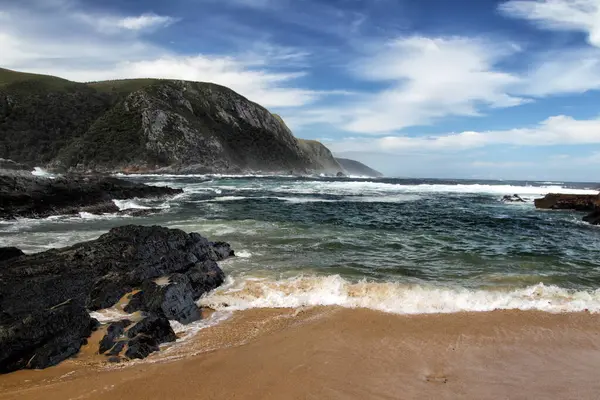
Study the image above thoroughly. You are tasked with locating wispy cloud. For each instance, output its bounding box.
[80,13,179,33]
[326,115,600,153]
[500,0,600,47]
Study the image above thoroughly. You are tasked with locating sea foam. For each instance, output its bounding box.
[200,275,600,315]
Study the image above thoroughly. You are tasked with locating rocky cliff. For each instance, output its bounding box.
[335,158,383,177]
[0,68,345,175]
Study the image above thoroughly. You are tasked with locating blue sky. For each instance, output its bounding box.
[2,0,600,180]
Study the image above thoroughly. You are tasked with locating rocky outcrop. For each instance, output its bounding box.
[534,193,600,225]
[297,140,344,175]
[0,174,182,220]
[502,194,526,203]
[0,225,233,373]
[534,194,599,211]
[335,158,383,177]
[0,247,24,262]
[1,68,347,175]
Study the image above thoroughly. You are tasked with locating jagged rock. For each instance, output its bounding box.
[534,193,599,211]
[0,247,24,262]
[583,210,600,225]
[107,341,126,357]
[336,172,346,178]
[126,314,177,344]
[0,301,97,373]
[502,194,526,203]
[98,320,131,355]
[186,260,226,299]
[0,225,232,373]
[125,334,160,360]
[124,275,201,324]
[0,174,182,220]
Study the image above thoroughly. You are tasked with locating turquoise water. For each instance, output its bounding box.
[2,175,600,314]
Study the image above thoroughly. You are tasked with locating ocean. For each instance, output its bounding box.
[2,175,600,320]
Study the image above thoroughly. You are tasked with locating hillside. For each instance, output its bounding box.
[336,158,383,177]
[0,68,344,174]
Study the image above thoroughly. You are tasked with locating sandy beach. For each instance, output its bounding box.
[2,307,600,400]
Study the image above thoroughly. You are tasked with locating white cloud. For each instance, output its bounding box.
[326,115,600,153]
[500,0,600,47]
[76,13,178,33]
[0,7,323,108]
[287,36,526,134]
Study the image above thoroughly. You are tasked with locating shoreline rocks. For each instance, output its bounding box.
[0,174,182,220]
[534,193,600,225]
[0,225,233,373]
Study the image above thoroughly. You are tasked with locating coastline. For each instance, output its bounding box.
[2,307,600,400]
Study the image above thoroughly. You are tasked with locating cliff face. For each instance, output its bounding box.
[336,158,383,177]
[0,69,343,174]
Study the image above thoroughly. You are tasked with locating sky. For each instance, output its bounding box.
[1,0,600,180]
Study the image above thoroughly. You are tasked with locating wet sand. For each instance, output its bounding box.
[2,308,600,399]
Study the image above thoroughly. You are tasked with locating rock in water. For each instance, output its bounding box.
[0,225,232,373]
[534,193,599,211]
[583,210,600,225]
[502,194,526,203]
[0,174,182,220]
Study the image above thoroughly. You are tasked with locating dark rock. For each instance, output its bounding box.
[0,225,232,372]
[0,247,24,262]
[336,172,346,177]
[107,356,122,363]
[0,301,96,373]
[98,320,131,355]
[502,194,526,203]
[534,193,599,211]
[210,241,235,261]
[0,174,182,220]
[125,334,160,360]
[583,210,600,225]
[107,341,126,357]
[186,260,226,300]
[126,315,176,343]
[124,275,201,324]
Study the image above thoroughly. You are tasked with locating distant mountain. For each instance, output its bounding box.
[0,68,344,175]
[336,158,383,177]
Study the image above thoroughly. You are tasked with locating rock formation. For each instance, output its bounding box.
[534,193,600,225]
[0,225,233,373]
[335,158,383,177]
[0,174,182,220]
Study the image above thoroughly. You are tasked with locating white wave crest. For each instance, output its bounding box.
[200,275,600,315]
[31,167,57,179]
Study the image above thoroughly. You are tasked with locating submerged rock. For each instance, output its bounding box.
[502,194,526,203]
[0,174,182,220]
[99,320,132,355]
[583,210,600,225]
[0,225,232,373]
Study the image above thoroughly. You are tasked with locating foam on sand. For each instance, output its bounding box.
[201,275,600,314]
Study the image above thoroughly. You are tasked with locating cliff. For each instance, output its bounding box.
[335,158,383,177]
[0,68,344,175]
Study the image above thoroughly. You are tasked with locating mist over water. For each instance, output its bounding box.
[2,175,600,314]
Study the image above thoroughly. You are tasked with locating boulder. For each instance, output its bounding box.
[125,334,160,360]
[0,247,24,262]
[126,315,177,343]
[124,275,201,324]
[186,260,226,299]
[0,301,97,373]
[0,225,232,373]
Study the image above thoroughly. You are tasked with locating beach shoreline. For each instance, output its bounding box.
[2,307,600,400]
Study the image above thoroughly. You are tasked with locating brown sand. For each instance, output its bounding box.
[2,307,600,399]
